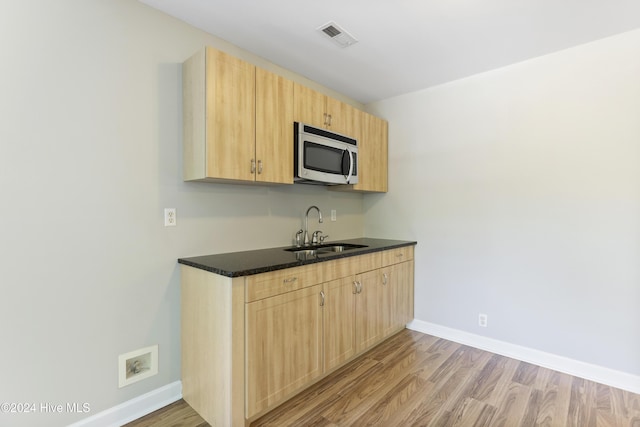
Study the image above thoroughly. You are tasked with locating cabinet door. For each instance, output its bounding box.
[398,260,414,326]
[357,112,388,192]
[380,267,395,338]
[246,284,323,417]
[205,47,255,181]
[293,83,327,128]
[325,96,360,137]
[255,68,294,184]
[331,111,388,193]
[381,261,414,338]
[355,269,383,353]
[323,277,357,371]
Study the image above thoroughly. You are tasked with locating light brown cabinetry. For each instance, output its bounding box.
[322,252,381,371]
[381,261,414,337]
[183,46,388,191]
[293,82,360,137]
[332,110,388,193]
[244,263,324,417]
[182,47,293,184]
[255,67,294,184]
[354,268,384,352]
[246,284,323,416]
[181,246,414,426]
[322,276,357,371]
[180,267,245,427]
[381,247,415,338]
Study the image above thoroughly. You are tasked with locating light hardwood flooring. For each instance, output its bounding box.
[125,330,640,426]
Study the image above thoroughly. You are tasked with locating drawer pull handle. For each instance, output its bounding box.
[353,281,358,294]
[283,277,298,284]
[320,291,325,306]
[383,273,388,285]
[396,253,404,258]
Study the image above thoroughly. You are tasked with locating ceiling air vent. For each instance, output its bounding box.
[317,22,358,48]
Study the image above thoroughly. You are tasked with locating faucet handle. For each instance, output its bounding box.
[319,234,329,244]
[312,230,328,245]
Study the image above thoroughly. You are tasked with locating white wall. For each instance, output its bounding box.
[0,2,364,426]
[365,29,640,377]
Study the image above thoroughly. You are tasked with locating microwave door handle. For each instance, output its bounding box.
[341,149,348,177]
[345,149,354,184]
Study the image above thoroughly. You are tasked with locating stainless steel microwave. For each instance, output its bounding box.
[294,122,358,185]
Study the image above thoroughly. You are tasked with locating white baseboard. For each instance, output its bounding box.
[408,319,640,395]
[67,381,182,427]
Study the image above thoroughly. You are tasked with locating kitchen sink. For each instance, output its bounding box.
[285,243,368,256]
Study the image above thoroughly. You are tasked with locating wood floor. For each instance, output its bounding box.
[125,330,640,427]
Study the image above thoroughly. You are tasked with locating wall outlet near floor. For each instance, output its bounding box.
[478,313,488,327]
[164,208,176,226]
[331,209,337,221]
[118,345,158,388]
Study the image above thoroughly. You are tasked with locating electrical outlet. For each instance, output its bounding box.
[118,345,158,388]
[478,313,488,327]
[164,208,176,227]
[331,209,337,221]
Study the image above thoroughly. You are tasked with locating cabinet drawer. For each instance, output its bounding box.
[382,246,414,267]
[245,263,324,302]
[323,252,381,282]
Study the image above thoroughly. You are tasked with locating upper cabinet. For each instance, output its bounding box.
[294,82,388,192]
[332,110,388,193]
[293,83,360,138]
[255,67,294,184]
[355,111,389,193]
[183,47,293,185]
[183,46,387,191]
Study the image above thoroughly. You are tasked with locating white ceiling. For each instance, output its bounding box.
[140,0,640,104]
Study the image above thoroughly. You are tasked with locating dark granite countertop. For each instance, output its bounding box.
[178,237,417,277]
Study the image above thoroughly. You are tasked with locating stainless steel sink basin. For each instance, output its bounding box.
[285,243,368,256]
[294,249,318,255]
[317,245,350,253]
[293,249,318,260]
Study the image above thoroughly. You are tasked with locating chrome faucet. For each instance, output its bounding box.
[304,205,323,246]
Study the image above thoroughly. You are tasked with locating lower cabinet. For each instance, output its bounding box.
[181,246,414,427]
[354,268,384,352]
[246,284,324,416]
[323,254,414,373]
[323,277,357,371]
[381,260,414,338]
